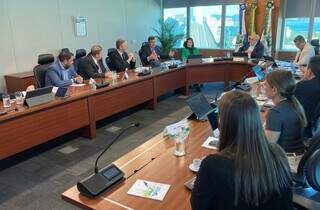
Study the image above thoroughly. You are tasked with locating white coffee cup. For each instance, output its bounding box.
[193,158,202,169]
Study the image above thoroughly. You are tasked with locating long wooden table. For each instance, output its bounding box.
[0,61,253,160]
[62,120,320,210]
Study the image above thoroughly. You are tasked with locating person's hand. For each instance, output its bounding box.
[127,53,134,62]
[26,85,35,92]
[150,51,159,61]
[75,76,83,84]
[105,71,113,78]
[168,50,175,58]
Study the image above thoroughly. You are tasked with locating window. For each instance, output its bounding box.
[190,6,222,49]
[163,4,239,49]
[312,17,320,39]
[282,18,310,50]
[163,8,187,48]
[224,5,240,49]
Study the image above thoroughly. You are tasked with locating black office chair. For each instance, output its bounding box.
[74,49,87,73]
[33,54,54,88]
[61,48,71,53]
[306,148,320,191]
[293,132,320,187]
[138,42,149,66]
[105,48,116,70]
[311,102,320,136]
[75,49,86,59]
[311,39,319,55]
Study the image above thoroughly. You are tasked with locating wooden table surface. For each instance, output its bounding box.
[0,61,253,160]
[62,120,212,210]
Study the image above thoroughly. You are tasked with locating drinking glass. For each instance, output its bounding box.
[15,91,24,105]
[2,94,11,108]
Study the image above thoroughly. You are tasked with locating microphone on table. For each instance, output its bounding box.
[94,122,140,173]
[77,122,140,198]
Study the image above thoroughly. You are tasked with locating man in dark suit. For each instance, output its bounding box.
[239,34,265,59]
[79,45,112,80]
[109,39,136,72]
[139,36,175,67]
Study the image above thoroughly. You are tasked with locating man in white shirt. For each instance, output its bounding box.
[293,35,315,66]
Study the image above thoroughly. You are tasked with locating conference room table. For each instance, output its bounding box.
[0,61,253,160]
[61,112,320,210]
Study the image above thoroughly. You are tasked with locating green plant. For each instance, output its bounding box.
[153,19,185,54]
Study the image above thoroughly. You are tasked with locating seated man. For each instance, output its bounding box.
[295,55,320,137]
[293,35,315,66]
[109,39,136,72]
[239,34,265,59]
[79,45,112,80]
[139,36,175,67]
[45,51,83,87]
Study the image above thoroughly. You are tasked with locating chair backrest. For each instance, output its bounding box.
[75,49,86,59]
[107,48,116,57]
[33,54,54,88]
[297,132,320,177]
[311,39,320,55]
[61,48,71,53]
[312,101,320,136]
[141,42,148,48]
[74,49,87,73]
[105,56,114,70]
[306,148,320,191]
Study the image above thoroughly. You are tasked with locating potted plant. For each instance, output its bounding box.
[153,19,185,55]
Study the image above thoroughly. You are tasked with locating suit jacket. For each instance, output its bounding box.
[294,43,315,66]
[109,50,136,72]
[239,41,265,59]
[139,44,169,66]
[79,54,107,80]
[45,60,78,87]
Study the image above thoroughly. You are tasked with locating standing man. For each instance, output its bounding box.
[79,45,112,80]
[139,36,175,67]
[293,35,315,66]
[109,39,136,72]
[45,50,83,87]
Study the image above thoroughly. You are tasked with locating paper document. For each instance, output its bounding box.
[71,83,86,87]
[163,119,189,138]
[202,136,219,150]
[127,179,170,201]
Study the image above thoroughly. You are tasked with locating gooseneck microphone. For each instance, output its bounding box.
[94,123,140,173]
[77,122,140,198]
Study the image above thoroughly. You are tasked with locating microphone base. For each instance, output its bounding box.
[77,163,125,198]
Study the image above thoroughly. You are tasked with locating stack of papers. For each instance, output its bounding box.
[127,179,170,201]
[163,119,189,138]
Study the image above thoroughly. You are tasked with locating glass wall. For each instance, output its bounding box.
[164,4,239,49]
[282,18,310,50]
[190,6,222,49]
[163,8,187,48]
[224,5,240,49]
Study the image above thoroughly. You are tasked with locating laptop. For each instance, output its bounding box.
[233,52,248,57]
[187,55,203,65]
[252,65,266,81]
[186,93,215,121]
[25,86,54,107]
